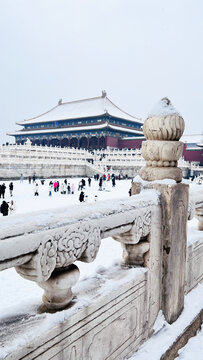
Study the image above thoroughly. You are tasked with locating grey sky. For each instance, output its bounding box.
[0,0,202,144]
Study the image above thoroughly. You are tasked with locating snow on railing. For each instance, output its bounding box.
[0,190,159,310]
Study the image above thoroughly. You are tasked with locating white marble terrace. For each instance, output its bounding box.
[0,138,197,179]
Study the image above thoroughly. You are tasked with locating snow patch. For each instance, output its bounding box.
[128,284,203,360]
[133,175,176,186]
[148,98,180,117]
[175,325,203,359]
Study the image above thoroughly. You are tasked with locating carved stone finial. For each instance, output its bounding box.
[102,90,107,98]
[58,98,62,105]
[140,98,185,182]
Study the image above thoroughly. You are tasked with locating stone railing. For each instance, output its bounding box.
[0,142,94,165]
[0,191,160,311]
[0,141,192,170]
[0,185,203,360]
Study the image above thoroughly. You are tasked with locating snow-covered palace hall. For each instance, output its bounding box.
[8,91,144,150]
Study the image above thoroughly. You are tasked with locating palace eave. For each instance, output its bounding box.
[7,122,143,137]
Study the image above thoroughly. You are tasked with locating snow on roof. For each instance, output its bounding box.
[181,134,203,145]
[148,97,180,117]
[17,94,142,125]
[8,122,143,136]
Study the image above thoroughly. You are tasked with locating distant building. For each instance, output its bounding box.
[181,134,203,165]
[8,91,144,150]
[7,93,203,165]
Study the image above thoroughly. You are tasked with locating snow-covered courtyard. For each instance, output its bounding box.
[0,177,202,359]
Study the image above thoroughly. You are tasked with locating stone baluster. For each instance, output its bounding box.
[15,222,101,311]
[133,98,189,324]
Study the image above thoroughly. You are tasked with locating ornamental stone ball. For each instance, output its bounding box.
[140,98,185,182]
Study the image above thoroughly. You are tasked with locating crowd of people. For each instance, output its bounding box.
[0,172,128,216]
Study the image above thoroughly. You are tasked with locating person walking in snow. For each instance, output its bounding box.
[34,183,39,196]
[9,182,14,197]
[1,201,9,216]
[20,174,23,183]
[71,183,75,194]
[60,182,65,194]
[9,200,16,214]
[99,177,103,191]
[112,176,116,187]
[67,183,71,194]
[78,180,83,191]
[1,183,6,199]
[53,181,57,192]
[88,177,91,187]
[79,191,85,203]
[49,183,53,196]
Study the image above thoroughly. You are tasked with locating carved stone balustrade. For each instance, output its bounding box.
[140,97,185,183]
[0,192,160,310]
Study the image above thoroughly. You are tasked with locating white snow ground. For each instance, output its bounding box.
[175,325,203,359]
[0,177,202,359]
[128,284,203,360]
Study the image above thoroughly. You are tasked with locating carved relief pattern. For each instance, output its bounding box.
[17,209,152,282]
[113,210,151,245]
[56,222,101,267]
[143,114,184,141]
[133,210,151,243]
[15,235,57,282]
[142,141,184,164]
[40,236,58,279]
[16,223,101,282]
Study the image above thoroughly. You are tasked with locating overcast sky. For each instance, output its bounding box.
[0,0,202,144]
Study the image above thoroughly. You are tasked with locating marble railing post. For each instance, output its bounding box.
[133,98,189,324]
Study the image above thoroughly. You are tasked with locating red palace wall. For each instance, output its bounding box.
[106,136,118,148]
[106,137,144,149]
[182,144,203,165]
[118,138,144,149]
